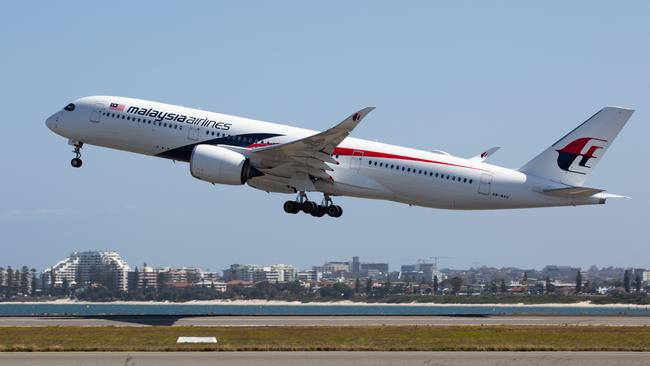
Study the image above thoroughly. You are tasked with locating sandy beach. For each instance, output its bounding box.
[1,299,648,309]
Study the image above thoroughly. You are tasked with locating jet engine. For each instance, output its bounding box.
[190,145,263,185]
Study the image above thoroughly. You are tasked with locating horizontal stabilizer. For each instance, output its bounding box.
[596,192,630,199]
[542,186,605,198]
[470,147,500,162]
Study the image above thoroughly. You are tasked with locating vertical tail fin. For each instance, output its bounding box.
[519,107,634,186]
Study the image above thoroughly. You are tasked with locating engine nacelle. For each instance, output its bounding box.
[190,145,262,185]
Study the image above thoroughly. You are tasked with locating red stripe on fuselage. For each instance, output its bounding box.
[333,147,487,172]
[246,143,277,148]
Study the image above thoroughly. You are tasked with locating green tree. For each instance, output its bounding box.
[365,278,373,294]
[49,269,56,296]
[433,275,439,295]
[450,276,463,294]
[354,278,361,293]
[522,272,528,286]
[6,267,14,298]
[635,273,642,293]
[623,270,631,293]
[20,266,30,295]
[62,277,70,297]
[575,271,582,293]
[545,276,554,294]
[499,279,507,293]
[489,280,498,293]
[30,268,37,293]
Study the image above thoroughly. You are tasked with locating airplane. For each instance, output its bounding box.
[46,96,634,218]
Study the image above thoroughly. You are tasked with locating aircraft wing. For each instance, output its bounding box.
[224,107,375,183]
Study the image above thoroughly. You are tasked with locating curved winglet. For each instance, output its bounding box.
[470,147,501,162]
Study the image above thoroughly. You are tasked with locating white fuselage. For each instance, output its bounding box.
[46,96,605,210]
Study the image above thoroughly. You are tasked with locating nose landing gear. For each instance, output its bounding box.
[283,193,343,218]
[70,142,84,168]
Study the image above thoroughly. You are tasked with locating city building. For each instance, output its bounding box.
[128,264,159,290]
[361,262,389,273]
[224,264,262,282]
[400,262,445,282]
[541,265,581,281]
[42,251,130,291]
[0,267,35,295]
[192,280,227,292]
[351,256,360,274]
[224,264,298,283]
[314,261,351,273]
[297,270,322,283]
[157,267,202,288]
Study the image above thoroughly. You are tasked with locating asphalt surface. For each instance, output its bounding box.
[1,352,649,366]
[1,315,649,327]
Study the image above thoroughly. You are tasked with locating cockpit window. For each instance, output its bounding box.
[64,103,75,111]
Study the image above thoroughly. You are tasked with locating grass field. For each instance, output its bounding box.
[0,326,649,351]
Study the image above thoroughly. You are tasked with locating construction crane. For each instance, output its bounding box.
[428,256,452,268]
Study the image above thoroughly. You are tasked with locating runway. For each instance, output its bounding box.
[1,352,649,366]
[1,315,649,327]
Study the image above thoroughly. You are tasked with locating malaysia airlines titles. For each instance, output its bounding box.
[126,105,232,131]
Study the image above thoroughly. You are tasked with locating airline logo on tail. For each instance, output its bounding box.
[556,137,607,174]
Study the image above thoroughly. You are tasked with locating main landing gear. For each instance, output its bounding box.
[283,193,343,218]
[70,142,83,168]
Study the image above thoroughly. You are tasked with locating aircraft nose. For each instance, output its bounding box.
[45,112,58,131]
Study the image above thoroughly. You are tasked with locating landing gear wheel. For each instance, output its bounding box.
[70,142,84,168]
[70,158,83,168]
[302,201,318,214]
[283,201,300,214]
[311,205,326,217]
[327,205,343,218]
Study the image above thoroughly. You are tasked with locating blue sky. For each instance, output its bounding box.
[1,1,648,272]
